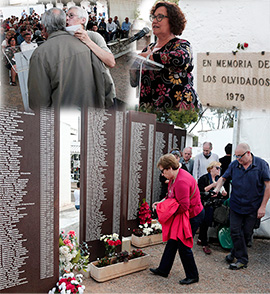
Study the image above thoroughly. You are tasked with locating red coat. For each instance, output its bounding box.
[157,198,193,248]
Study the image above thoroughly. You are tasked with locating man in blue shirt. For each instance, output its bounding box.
[214,143,270,270]
[121,17,131,38]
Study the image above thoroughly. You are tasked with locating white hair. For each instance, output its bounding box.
[42,8,66,35]
[68,6,88,28]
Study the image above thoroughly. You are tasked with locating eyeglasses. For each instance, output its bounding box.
[215,166,221,170]
[149,14,169,22]
[160,168,166,174]
[67,13,78,19]
[234,151,248,159]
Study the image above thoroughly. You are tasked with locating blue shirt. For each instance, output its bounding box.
[121,21,131,31]
[223,154,270,214]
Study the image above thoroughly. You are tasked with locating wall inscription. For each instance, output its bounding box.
[197,52,270,110]
[0,107,59,293]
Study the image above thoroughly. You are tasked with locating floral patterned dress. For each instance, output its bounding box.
[139,38,201,111]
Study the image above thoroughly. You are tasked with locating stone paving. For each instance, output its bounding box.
[82,236,270,293]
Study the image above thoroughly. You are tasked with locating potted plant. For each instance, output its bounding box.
[131,199,163,248]
[90,249,150,282]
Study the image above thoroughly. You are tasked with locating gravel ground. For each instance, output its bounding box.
[83,235,270,293]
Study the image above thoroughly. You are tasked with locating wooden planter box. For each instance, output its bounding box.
[90,254,150,282]
[131,233,163,248]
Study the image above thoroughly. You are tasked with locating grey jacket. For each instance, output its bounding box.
[28,30,115,109]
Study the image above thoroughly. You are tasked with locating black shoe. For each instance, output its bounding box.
[229,262,247,270]
[225,253,235,263]
[179,277,199,285]
[149,268,168,278]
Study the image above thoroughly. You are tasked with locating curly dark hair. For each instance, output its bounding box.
[7,36,17,46]
[150,1,186,35]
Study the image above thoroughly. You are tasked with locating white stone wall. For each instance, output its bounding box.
[108,0,139,24]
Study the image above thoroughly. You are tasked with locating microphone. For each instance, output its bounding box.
[108,27,150,53]
[130,27,150,42]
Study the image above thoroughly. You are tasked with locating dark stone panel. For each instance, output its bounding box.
[80,109,125,261]
[173,128,187,152]
[0,107,59,293]
[152,122,174,203]
[121,111,156,236]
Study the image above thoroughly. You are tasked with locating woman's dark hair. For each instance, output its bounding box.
[150,1,186,35]
[7,36,17,46]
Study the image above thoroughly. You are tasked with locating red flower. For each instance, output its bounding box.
[66,283,75,292]
[115,239,122,246]
[67,230,76,237]
[244,42,248,48]
[59,278,68,284]
[107,240,114,246]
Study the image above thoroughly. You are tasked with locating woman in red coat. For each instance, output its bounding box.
[151,154,204,285]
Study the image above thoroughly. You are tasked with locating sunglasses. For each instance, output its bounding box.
[149,14,169,22]
[215,166,221,170]
[234,151,247,159]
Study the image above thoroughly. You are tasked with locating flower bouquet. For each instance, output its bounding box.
[59,230,90,275]
[131,199,163,248]
[48,272,85,294]
[100,233,122,257]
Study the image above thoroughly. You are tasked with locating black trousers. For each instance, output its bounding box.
[156,210,204,278]
[158,239,199,279]
[230,209,258,265]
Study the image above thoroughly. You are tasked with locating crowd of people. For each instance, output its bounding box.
[1,7,131,87]
[152,141,269,285]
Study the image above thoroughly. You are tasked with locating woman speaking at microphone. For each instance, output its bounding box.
[137,1,201,111]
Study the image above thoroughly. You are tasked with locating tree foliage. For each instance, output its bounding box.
[140,107,199,129]
[208,108,234,129]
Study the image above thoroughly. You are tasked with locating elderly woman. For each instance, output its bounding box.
[137,1,201,111]
[197,161,227,254]
[151,154,204,285]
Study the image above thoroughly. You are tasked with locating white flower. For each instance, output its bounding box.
[112,233,119,239]
[67,290,71,294]
[139,225,143,229]
[59,282,66,290]
[71,280,79,285]
[143,223,148,228]
[71,250,78,258]
[78,287,84,294]
[65,262,73,271]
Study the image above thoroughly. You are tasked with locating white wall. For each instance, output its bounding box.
[238,110,270,165]
[197,128,233,158]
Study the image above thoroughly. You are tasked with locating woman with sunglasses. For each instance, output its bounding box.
[137,1,201,112]
[197,161,227,254]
